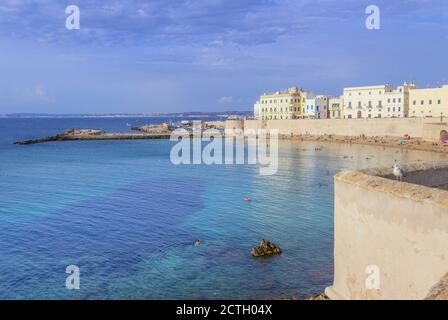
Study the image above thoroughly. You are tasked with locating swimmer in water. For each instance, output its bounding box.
[194,240,201,247]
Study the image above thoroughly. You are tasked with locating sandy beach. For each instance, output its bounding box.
[279,134,448,154]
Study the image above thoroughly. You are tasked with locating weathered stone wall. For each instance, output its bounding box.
[422,123,448,142]
[224,120,245,132]
[240,118,436,138]
[326,163,448,300]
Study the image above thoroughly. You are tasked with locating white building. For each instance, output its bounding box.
[305,95,328,119]
[343,83,417,119]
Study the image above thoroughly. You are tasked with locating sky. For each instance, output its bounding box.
[1,0,448,114]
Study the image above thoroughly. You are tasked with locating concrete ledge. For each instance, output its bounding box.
[328,161,448,300]
[336,162,448,210]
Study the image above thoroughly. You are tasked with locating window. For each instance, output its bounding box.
[429,100,432,105]
[398,98,401,103]
[348,102,352,108]
[388,107,390,112]
[379,100,382,107]
[398,107,401,112]
[388,99,391,103]
[421,100,424,105]
[393,107,396,112]
[393,98,396,103]
[413,100,416,105]
[438,100,442,104]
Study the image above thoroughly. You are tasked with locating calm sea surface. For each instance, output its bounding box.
[0,117,446,299]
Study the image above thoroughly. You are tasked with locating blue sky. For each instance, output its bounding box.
[1,0,448,114]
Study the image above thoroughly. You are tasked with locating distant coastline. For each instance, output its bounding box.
[0,111,251,119]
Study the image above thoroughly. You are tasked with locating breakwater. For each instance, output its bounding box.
[14,130,172,145]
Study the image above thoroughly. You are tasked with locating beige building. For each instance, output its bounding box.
[328,96,344,119]
[343,83,416,119]
[254,87,307,120]
[409,85,448,119]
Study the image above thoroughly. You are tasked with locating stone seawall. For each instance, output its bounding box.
[227,118,439,138]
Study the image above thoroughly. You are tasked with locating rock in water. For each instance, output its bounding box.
[251,239,282,257]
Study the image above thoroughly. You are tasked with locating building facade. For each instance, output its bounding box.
[383,83,417,118]
[253,82,448,120]
[305,95,329,119]
[343,83,416,119]
[328,96,344,119]
[254,87,306,120]
[409,85,448,118]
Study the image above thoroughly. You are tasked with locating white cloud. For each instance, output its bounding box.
[218,96,236,104]
[29,85,55,103]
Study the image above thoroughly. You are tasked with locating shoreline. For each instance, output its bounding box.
[280,134,448,154]
[14,129,448,155]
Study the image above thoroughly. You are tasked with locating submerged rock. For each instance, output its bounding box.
[251,239,282,257]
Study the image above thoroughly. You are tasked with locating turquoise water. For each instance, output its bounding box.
[0,118,447,299]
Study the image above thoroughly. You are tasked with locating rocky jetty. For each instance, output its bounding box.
[131,123,172,134]
[14,129,174,145]
[251,239,282,257]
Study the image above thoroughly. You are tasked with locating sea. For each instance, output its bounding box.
[0,117,446,299]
